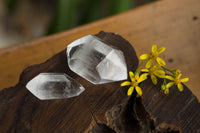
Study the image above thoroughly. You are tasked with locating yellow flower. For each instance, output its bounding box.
[175,69,181,75]
[161,84,169,94]
[121,71,148,96]
[140,45,166,68]
[165,74,189,91]
[141,64,165,85]
[164,88,169,94]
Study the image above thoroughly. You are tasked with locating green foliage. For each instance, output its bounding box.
[109,0,133,15]
[52,0,80,33]
[49,0,134,34]
[5,0,19,12]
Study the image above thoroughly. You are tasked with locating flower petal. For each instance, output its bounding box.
[181,78,189,82]
[177,74,182,79]
[156,57,166,66]
[154,70,165,78]
[146,59,153,68]
[135,86,142,96]
[121,81,131,86]
[152,64,161,70]
[165,75,174,80]
[129,71,135,82]
[166,82,174,89]
[157,47,166,54]
[151,75,157,85]
[140,54,150,60]
[178,83,183,91]
[138,73,148,83]
[127,86,134,96]
[152,45,157,53]
[141,69,149,72]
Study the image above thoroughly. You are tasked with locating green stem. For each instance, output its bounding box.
[136,60,146,72]
[164,78,166,84]
[161,66,175,75]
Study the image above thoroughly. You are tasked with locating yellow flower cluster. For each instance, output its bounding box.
[121,45,189,96]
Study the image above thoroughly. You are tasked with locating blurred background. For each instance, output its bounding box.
[0,0,155,48]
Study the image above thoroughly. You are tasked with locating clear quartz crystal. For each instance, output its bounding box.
[26,73,85,100]
[67,35,127,84]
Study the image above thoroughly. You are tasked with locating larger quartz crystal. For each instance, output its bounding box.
[67,35,127,84]
[26,73,85,100]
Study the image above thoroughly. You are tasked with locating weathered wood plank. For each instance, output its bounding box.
[0,0,199,100]
[0,32,199,133]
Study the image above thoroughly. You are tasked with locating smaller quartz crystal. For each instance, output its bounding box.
[26,73,85,100]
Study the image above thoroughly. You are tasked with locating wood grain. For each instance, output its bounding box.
[0,0,199,99]
[0,32,199,133]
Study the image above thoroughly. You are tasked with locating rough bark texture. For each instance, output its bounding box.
[0,31,199,133]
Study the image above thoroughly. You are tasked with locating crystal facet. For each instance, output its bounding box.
[26,73,85,100]
[67,35,127,84]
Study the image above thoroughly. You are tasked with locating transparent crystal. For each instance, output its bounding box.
[26,73,85,100]
[67,35,127,84]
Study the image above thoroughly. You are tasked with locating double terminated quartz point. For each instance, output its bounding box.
[26,35,127,100]
[26,73,85,100]
[67,35,127,84]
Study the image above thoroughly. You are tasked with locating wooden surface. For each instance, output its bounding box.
[0,0,200,100]
[0,32,199,133]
